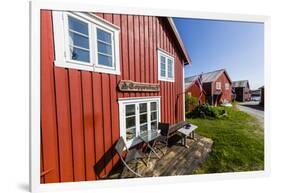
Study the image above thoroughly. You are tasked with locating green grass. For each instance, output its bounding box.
[188,106,264,174]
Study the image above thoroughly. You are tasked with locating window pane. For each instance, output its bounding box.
[68,16,88,35]
[139,103,147,114]
[160,55,166,64]
[98,42,112,55]
[168,59,173,78]
[140,114,147,124]
[126,127,136,141]
[69,32,89,49]
[151,121,157,131]
[161,63,166,77]
[97,28,111,43]
[151,111,157,121]
[126,104,135,116]
[126,116,136,129]
[140,124,148,134]
[98,54,113,67]
[151,102,157,111]
[70,47,90,62]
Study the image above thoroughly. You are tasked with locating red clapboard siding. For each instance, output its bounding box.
[92,73,106,178]
[134,16,140,83]
[121,15,129,98]
[102,13,114,175]
[40,137,44,183]
[41,11,186,184]
[149,16,154,95]
[40,10,60,183]
[128,15,135,97]
[114,14,123,99]
[139,16,145,97]
[54,68,74,182]
[68,70,86,181]
[81,71,96,180]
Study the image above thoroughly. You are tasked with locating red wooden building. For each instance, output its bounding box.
[185,77,206,110]
[232,80,251,102]
[40,10,191,183]
[185,69,232,106]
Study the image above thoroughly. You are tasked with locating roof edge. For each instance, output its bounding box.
[167,18,192,65]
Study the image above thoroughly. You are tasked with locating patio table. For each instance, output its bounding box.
[177,123,198,148]
[138,129,161,162]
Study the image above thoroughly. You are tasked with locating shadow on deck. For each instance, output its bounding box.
[106,134,213,179]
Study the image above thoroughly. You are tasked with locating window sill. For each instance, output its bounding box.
[94,66,120,75]
[55,60,94,72]
[159,77,175,82]
[54,60,120,75]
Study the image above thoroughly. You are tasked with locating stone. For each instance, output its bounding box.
[194,150,202,159]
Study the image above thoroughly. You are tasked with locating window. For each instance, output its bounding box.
[225,83,229,90]
[96,28,114,68]
[119,97,161,147]
[216,82,221,90]
[125,104,136,141]
[52,11,120,74]
[158,49,174,82]
[68,15,90,63]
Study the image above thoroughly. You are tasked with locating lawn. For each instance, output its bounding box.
[187,105,264,174]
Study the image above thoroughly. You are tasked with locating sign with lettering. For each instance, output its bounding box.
[118,80,160,92]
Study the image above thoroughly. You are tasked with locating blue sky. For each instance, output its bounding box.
[173,18,264,90]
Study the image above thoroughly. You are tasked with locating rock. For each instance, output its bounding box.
[194,150,202,159]
[198,142,204,147]
[201,137,213,144]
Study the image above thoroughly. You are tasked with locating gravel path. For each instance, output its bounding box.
[237,101,264,128]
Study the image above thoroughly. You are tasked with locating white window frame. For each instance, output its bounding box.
[52,11,120,75]
[118,97,161,148]
[216,82,222,90]
[158,49,175,82]
[225,83,230,90]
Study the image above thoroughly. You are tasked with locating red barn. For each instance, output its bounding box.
[185,78,206,111]
[232,80,251,102]
[185,69,232,106]
[40,10,191,183]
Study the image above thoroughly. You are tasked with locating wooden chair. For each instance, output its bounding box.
[115,137,146,178]
[156,121,189,154]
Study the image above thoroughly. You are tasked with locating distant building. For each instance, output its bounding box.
[185,69,232,106]
[259,86,264,106]
[185,77,206,111]
[250,89,261,101]
[232,80,251,102]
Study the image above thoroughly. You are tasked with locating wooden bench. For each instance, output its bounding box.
[158,121,197,148]
[157,121,187,146]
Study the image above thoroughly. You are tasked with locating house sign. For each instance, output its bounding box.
[118,80,160,92]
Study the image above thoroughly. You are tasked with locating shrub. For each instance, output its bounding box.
[185,95,198,112]
[187,104,225,119]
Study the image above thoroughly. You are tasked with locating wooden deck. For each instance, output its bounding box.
[106,134,213,179]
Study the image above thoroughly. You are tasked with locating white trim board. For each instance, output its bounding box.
[118,96,161,147]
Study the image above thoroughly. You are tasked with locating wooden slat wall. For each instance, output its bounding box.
[40,11,185,183]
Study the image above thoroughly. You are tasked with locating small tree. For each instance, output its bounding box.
[185,95,198,112]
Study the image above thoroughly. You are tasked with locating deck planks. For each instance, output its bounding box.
[107,134,213,179]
